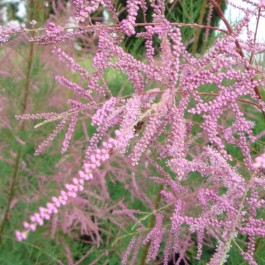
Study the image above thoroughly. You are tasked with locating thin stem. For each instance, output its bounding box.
[34,89,263,129]
[210,0,265,117]
[0,153,21,245]
[192,0,208,55]
[139,185,163,265]
[197,92,262,110]
[219,179,253,265]
[22,39,34,119]
[0,233,62,263]
[249,7,261,64]
[0,1,35,245]
[17,21,228,36]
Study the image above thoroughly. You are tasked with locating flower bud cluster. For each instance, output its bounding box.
[120,0,141,36]
[15,138,116,241]
[92,97,117,128]
[72,0,102,22]
[0,24,23,43]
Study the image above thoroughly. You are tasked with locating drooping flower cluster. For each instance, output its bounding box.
[15,137,116,241]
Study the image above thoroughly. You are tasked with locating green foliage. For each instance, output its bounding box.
[0,43,67,263]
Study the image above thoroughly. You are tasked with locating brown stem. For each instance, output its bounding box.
[0,2,35,244]
[197,92,263,111]
[210,0,265,117]
[0,153,21,245]
[249,7,261,64]
[0,41,34,245]
[192,0,208,55]
[209,1,249,59]
[121,90,263,111]
[19,22,228,36]
[21,40,34,120]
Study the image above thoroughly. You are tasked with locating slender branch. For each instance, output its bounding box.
[140,185,163,265]
[192,0,208,55]
[249,7,261,64]
[33,89,263,129]
[197,92,263,110]
[16,21,228,37]
[210,0,265,117]
[219,179,253,265]
[209,0,247,59]
[0,43,34,246]
[0,153,21,245]
[0,1,35,245]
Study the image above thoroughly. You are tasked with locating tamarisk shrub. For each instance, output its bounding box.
[1,0,265,264]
